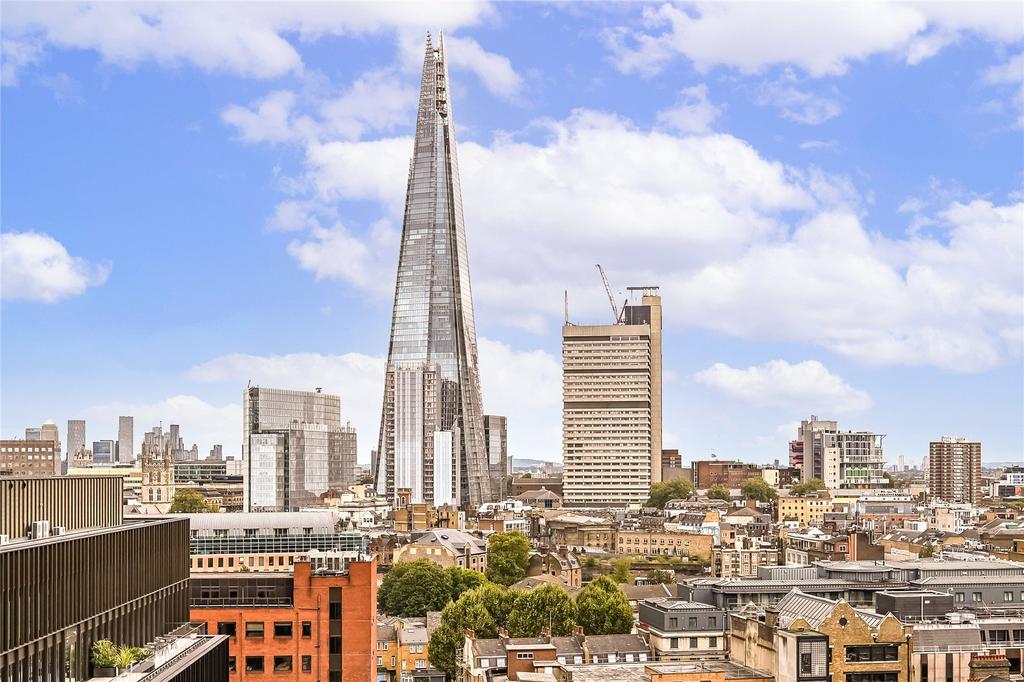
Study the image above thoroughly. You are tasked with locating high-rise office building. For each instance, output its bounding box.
[484,415,509,483]
[373,34,493,508]
[794,416,886,489]
[244,387,357,511]
[92,439,115,465]
[117,415,134,462]
[928,437,982,504]
[67,418,86,460]
[209,443,223,460]
[562,287,663,506]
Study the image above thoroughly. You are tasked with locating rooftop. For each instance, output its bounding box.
[642,598,718,611]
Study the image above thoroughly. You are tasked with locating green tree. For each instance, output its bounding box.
[646,478,696,508]
[473,582,520,629]
[740,477,778,503]
[706,484,731,501]
[428,591,498,677]
[575,576,633,635]
[645,569,674,584]
[485,531,530,586]
[610,557,632,584]
[378,560,452,617]
[507,584,578,637]
[446,566,487,603]
[169,489,215,513]
[788,478,826,496]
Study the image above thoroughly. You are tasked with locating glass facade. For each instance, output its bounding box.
[374,34,493,507]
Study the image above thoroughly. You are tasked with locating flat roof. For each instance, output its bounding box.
[0,517,184,552]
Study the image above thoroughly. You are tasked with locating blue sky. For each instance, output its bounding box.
[2,2,1022,467]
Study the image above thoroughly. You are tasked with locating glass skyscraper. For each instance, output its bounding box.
[373,33,494,508]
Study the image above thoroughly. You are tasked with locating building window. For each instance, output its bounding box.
[273,656,292,672]
[245,622,264,638]
[955,592,965,602]
[709,616,717,628]
[668,617,678,628]
[217,622,236,637]
[688,617,697,628]
[670,638,679,649]
[845,645,899,662]
[245,656,264,672]
[302,621,312,638]
[1005,591,1014,602]
[329,602,342,619]
[845,675,897,682]
[274,622,293,637]
[330,637,342,654]
[377,657,383,667]
[517,652,534,659]
[227,657,236,672]
[709,636,718,648]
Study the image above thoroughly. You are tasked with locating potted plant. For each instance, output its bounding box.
[91,640,118,677]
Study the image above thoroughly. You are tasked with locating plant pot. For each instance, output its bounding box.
[93,666,117,677]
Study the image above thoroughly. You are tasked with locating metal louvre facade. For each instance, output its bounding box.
[374,33,493,508]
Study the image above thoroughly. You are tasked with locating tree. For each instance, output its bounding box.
[575,576,633,635]
[706,484,731,501]
[740,477,777,503]
[610,557,632,584]
[789,479,826,496]
[646,478,695,509]
[473,582,520,629]
[485,531,530,586]
[429,591,498,677]
[378,560,452,617]
[446,567,487,603]
[169,489,214,513]
[507,584,577,637]
[645,569,674,584]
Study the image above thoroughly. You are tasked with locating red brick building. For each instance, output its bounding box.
[692,460,764,489]
[190,558,377,681]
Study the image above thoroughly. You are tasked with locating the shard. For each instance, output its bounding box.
[373,33,494,508]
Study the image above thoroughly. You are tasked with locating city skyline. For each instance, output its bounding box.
[2,4,1022,465]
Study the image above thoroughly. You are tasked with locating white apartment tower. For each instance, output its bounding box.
[562,287,662,506]
[796,416,886,489]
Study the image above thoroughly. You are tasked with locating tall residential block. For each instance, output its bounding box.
[928,436,982,504]
[794,415,886,489]
[118,414,134,462]
[562,287,662,506]
[373,34,493,508]
[67,418,86,460]
[244,386,357,511]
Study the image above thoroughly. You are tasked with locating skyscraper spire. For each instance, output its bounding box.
[373,33,494,508]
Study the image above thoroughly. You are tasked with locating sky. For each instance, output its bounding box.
[1,2,1022,468]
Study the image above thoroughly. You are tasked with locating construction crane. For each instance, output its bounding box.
[595,264,622,324]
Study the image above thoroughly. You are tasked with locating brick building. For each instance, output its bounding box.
[190,558,377,681]
[615,529,714,560]
[691,460,763,489]
[0,438,60,476]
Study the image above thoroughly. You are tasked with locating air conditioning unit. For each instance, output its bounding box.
[52,526,66,536]
[0,534,9,545]
[31,520,50,539]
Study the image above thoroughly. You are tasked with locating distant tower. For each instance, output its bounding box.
[117,415,134,463]
[373,33,493,508]
[67,419,86,462]
[141,429,175,512]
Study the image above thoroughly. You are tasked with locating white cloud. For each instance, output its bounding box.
[605,2,1022,78]
[2,2,493,82]
[756,69,842,125]
[981,51,1023,127]
[82,395,240,458]
[187,338,561,462]
[222,90,309,144]
[656,83,721,133]
[442,35,523,100]
[799,139,839,152]
[286,219,398,292]
[1,231,110,303]
[695,359,873,414]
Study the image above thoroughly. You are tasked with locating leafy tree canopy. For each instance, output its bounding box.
[788,479,826,496]
[485,531,530,586]
[169,489,215,513]
[428,591,498,677]
[740,477,778,502]
[507,584,578,637]
[646,478,695,509]
[610,557,632,584]
[575,576,633,635]
[447,566,487,603]
[378,560,452,617]
[706,484,731,501]
[645,569,674,584]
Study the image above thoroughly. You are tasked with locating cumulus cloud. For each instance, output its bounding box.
[82,395,240,458]
[187,338,561,462]
[1,231,110,302]
[656,83,721,133]
[980,51,1023,127]
[756,69,842,125]
[605,2,1023,77]
[442,35,523,100]
[695,359,873,414]
[2,2,493,82]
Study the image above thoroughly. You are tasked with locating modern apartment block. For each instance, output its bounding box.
[0,438,60,476]
[373,34,494,509]
[190,558,377,681]
[484,414,509,484]
[928,437,982,504]
[794,416,886,489]
[67,417,86,460]
[562,287,662,506]
[0,476,229,681]
[244,386,358,511]
[118,414,134,462]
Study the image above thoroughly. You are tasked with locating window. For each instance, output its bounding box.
[955,592,965,602]
[709,616,717,628]
[845,645,899,662]
[245,622,264,638]
[330,637,342,654]
[689,637,698,648]
[670,637,679,649]
[517,652,534,659]
[972,592,982,602]
[330,674,341,682]
[377,657,382,667]
[846,674,898,682]
[688,617,698,628]
[800,652,812,675]
[1005,592,1014,602]
[217,622,236,637]
[301,655,311,672]
[245,656,264,672]
[480,658,490,667]
[329,602,342,619]
[274,622,293,637]
[709,636,718,648]
[227,657,236,672]
[302,621,312,638]
[273,656,292,672]
[668,617,678,628]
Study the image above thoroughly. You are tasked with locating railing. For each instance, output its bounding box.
[191,595,293,607]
